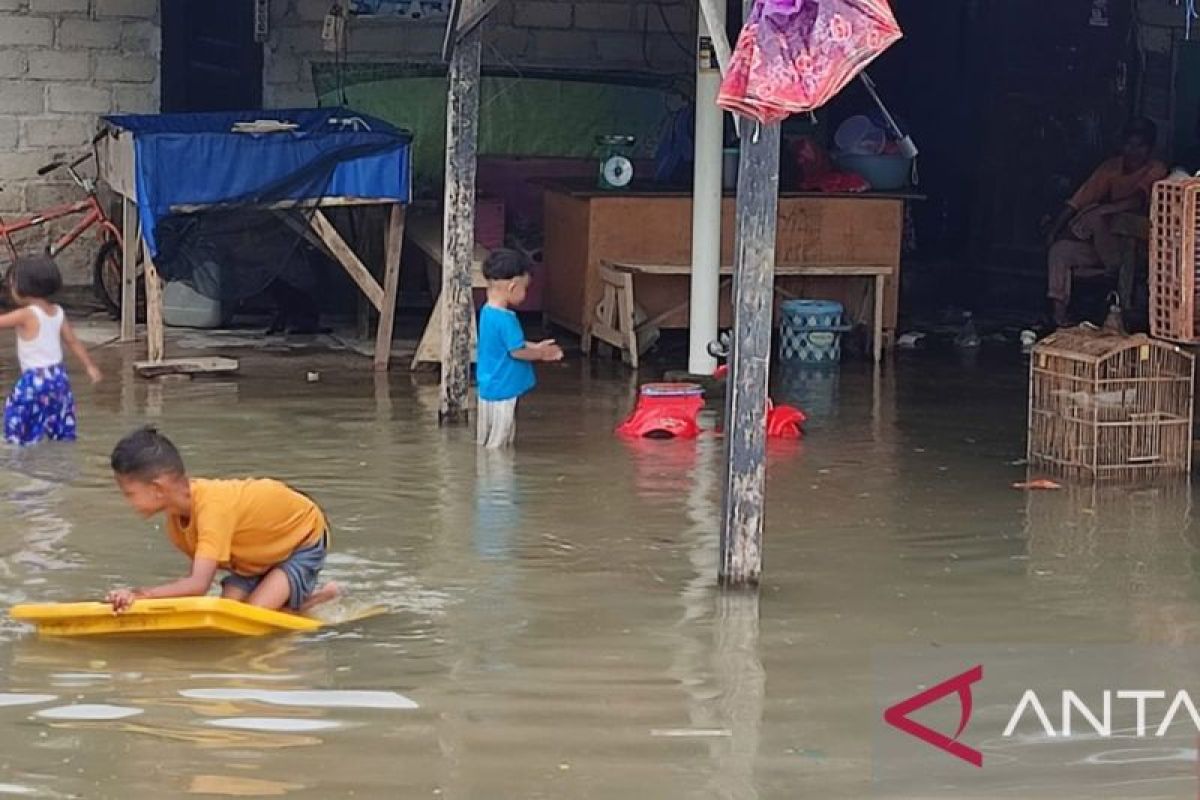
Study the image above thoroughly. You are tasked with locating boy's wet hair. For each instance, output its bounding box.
[8,255,62,300]
[482,248,530,281]
[111,426,187,480]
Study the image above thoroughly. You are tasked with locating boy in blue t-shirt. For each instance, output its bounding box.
[476,249,563,447]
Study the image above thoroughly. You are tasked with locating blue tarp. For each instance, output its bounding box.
[103,108,412,257]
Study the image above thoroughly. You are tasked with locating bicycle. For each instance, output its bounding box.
[0,132,143,319]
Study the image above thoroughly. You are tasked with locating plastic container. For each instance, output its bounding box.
[779,299,850,365]
[834,115,886,155]
[832,153,912,191]
[163,281,227,329]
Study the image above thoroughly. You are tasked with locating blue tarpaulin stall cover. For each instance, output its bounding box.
[103,108,412,257]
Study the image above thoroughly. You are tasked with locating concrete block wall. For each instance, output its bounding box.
[266,0,697,107]
[0,0,159,284]
[0,0,697,283]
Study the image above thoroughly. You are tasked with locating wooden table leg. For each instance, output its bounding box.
[873,274,885,364]
[141,240,164,363]
[119,198,138,342]
[374,205,406,371]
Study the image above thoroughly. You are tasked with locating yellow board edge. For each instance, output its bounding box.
[10,597,322,638]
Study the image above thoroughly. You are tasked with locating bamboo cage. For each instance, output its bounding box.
[1028,327,1195,480]
[1149,178,1200,343]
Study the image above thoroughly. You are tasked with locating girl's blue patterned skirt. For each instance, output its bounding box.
[4,363,76,446]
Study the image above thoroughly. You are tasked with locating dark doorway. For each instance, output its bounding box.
[161,0,263,112]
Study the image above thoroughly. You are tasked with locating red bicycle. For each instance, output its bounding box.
[0,139,142,318]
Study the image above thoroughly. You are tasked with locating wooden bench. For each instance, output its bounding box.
[583,260,894,368]
[406,213,490,370]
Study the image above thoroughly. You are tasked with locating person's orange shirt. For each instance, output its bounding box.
[1068,156,1168,210]
[167,479,326,577]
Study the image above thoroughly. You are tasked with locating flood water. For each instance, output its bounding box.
[0,327,1198,798]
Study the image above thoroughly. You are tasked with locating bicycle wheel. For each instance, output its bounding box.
[92,239,144,321]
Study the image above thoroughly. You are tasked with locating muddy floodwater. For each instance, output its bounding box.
[0,327,1197,798]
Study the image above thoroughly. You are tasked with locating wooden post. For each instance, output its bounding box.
[374,204,406,371]
[141,239,164,363]
[719,111,781,587]
[438,20,482,424]
[119,198,138,342]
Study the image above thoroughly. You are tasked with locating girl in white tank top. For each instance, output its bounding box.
[0,255,101,445]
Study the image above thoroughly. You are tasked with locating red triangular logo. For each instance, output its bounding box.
[883,664,984,767]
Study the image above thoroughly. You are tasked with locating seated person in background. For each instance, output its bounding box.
[1044,117,1167,326]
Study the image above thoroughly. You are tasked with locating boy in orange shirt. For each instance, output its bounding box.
[105,426,338,613]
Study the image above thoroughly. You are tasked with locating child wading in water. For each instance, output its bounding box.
[106,427,339,613]
[476,249,562,448]
[0,255,101,445]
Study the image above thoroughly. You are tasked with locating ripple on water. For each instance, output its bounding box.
[0,784,37,796]
[179,689,418,709]
[0,694,55,707]
[36,704,143,721]
[205,717,343,733]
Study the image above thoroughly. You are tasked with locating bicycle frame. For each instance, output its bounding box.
[0,189,123,265]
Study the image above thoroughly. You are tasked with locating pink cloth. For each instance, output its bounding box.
[718,0,903,124]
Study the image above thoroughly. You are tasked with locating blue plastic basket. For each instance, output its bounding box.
[779,299,850,365]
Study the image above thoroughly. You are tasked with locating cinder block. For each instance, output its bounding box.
[30,0,89,13]
[0,118,19,150]
[120,20,159,53]
[47,83,112,114]
[57,19,123,48]
[112,83,157,113]
[0,16,54,46]
[0,49,28,78]
[0,83,46,114]
[95,0,158,18]
[27,49,90,80]
[22,116,93,148]
[94,53,156,82]
[530,29,596,62]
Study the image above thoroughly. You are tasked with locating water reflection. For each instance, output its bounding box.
[1023,480,1200,644]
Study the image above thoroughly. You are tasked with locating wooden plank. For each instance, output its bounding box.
[720,109,781,588]
[134,357,239,379]
[141,239,164,364]
[406,213,489,286]
[374,205,406,371]
[171,196,401,214]
[439,24,482,424]
[608,261,893,277]
[120,197,138,342]
[308,210,385,311]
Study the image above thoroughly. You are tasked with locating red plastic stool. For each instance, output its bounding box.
[711,366,806,438]
[616,382,705,439]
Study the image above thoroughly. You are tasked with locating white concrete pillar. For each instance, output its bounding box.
[688,0,726,376]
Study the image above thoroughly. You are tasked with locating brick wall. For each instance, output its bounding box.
[0,0,158,283]
[0,0,696,284]
[266,0,696,107]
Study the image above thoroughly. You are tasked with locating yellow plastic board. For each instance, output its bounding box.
[10,598,323,638]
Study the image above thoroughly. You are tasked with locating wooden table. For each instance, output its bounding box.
[98,127,408,372]
[586,261,893,368]
[405,213,490,370]
[542,182,917,349]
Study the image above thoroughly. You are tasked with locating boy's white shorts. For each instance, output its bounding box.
[477,398,518,448]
